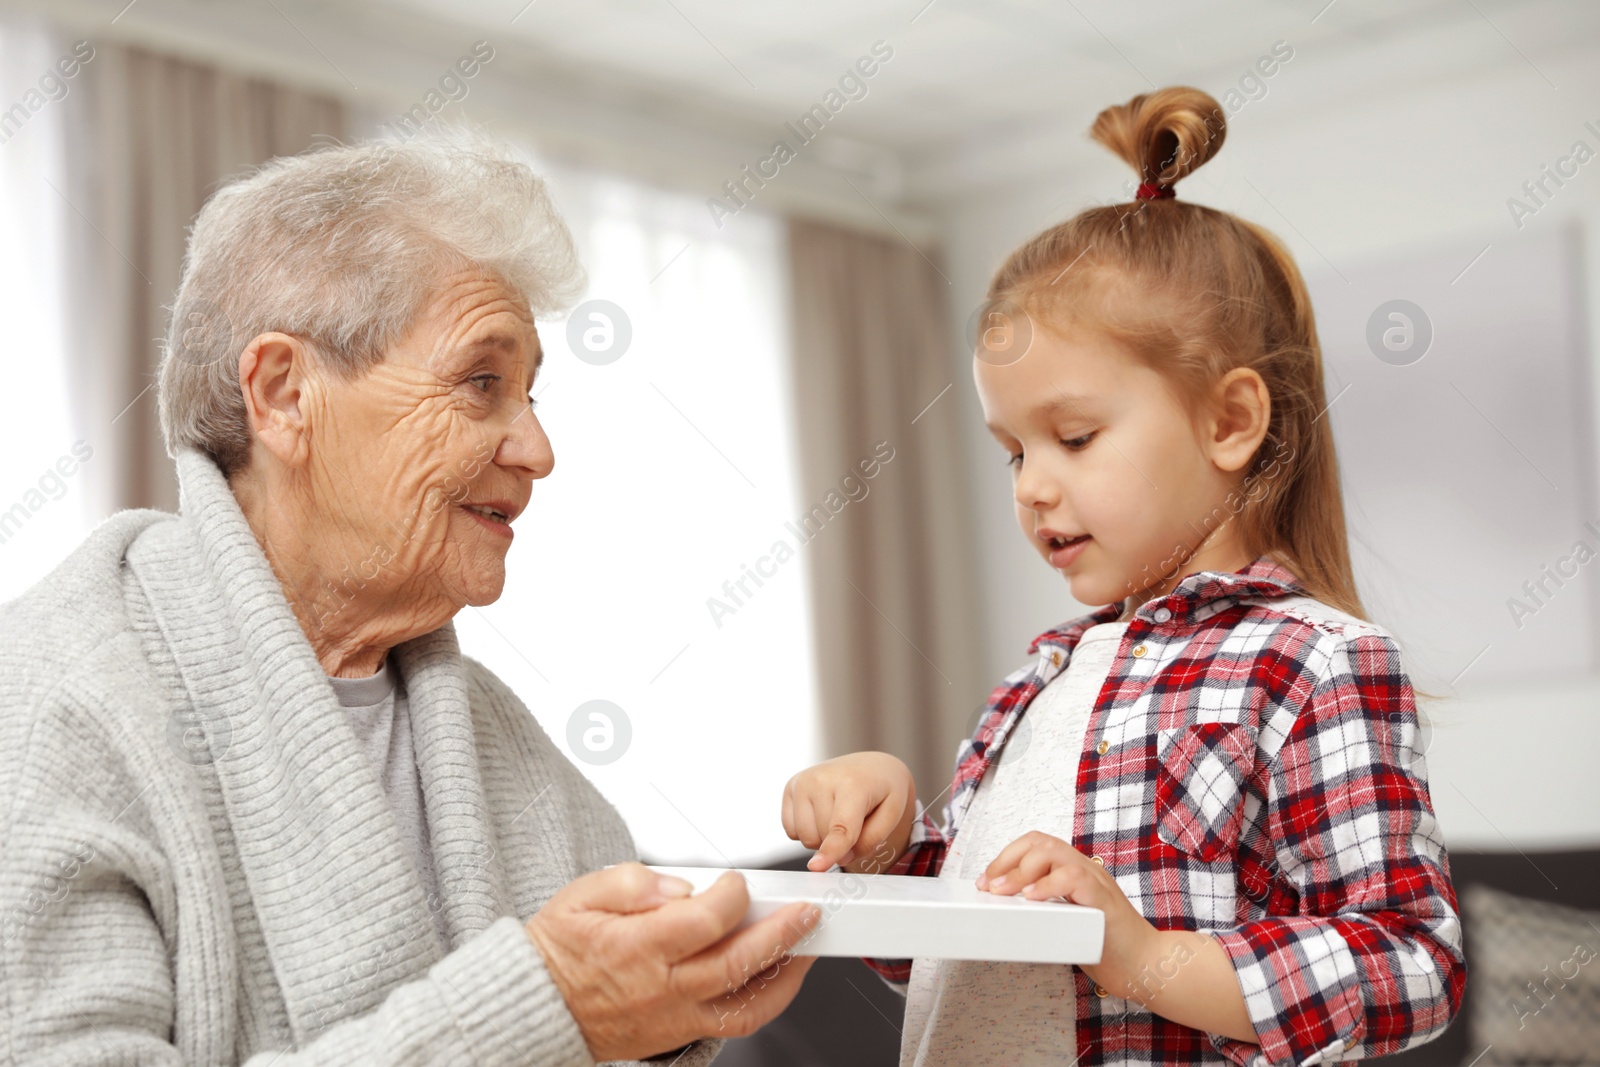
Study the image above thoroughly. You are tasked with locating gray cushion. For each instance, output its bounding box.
[1464,883,1600,1063]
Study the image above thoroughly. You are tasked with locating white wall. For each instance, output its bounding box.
[933,46,1600,850]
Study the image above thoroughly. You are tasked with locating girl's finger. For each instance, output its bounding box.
[780,780,797,840]
[794,796,822,851]
[855,787,906,868]
[812,789,870,871]
[1022,867,1083,902]
[978,832,1050,888]
[986,848,1058,895]
[1004,849,1062,892]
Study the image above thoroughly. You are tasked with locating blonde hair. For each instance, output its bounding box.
[987,86,1364,619]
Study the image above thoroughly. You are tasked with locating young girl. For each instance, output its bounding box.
[780,86,1465,1065]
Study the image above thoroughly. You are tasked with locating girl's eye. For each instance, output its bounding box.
[1006,450,1023,469]
[469,374,501,393]
[1062,431,1096,451]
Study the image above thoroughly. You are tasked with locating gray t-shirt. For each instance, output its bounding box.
[326,657,450,946]
[901,621,1130,1066]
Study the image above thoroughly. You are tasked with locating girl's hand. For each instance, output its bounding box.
[781,752,917,874]
[977,830,1157,991]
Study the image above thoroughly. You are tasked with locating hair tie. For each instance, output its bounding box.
[1135,181,1175,200]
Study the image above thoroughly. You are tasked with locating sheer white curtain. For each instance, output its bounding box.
[0,17,84,604]
[57,37,345,516]
[1,19,346,605]
[450,157,822,866]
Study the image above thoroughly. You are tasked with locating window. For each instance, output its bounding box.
[0,19,85,605]
[452,158,822,866]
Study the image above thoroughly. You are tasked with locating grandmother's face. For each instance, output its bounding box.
[303,269,552,613]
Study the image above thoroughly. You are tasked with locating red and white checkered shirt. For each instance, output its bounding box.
[866,556,1465,1065]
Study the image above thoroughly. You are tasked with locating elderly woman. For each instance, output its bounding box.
[0,140,818,1065]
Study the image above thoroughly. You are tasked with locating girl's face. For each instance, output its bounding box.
[974,316,1262,610]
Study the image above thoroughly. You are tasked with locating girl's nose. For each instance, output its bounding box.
[1014,458,1059,511]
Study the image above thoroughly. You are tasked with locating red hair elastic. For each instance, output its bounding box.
[1135,181,1175,200]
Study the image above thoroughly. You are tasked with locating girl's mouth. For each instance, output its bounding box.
[1046,533,1091,568]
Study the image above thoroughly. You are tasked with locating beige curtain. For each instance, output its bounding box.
[786,217,988,804]
[62,42,346,514]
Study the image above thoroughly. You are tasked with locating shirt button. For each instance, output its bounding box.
[1049,650,1062,667]
[1131,644,1147,658]
[1091,855,1105,866]
[1153,608,1172,623]
[1094,984,1109,997]
[1095,739,1110,755]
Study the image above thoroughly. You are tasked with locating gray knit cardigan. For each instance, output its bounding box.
[0,446,722,1067]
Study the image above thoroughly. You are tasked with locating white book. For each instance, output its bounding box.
[647,866,1105,965]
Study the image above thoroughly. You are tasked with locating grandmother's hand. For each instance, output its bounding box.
[524,862,820,1061]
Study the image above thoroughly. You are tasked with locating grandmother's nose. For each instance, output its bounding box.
[497,405,555,479]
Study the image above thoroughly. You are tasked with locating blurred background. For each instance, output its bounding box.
[1,1,1597,1062]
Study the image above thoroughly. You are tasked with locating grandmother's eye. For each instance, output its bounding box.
[469,374,501,393]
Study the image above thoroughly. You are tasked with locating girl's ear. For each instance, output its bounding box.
[1205,367,1271,474]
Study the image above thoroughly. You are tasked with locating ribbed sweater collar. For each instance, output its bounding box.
[123,447,508,1043]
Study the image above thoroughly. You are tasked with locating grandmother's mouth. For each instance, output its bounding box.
[463,503,510,523]
[460,503,514,539]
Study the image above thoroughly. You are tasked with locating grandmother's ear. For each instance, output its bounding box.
[238,333,314,468]
[1204,366,1271,474]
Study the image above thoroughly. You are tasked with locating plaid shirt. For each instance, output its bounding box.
[867,556,1465,1066]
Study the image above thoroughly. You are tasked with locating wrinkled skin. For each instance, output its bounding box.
[232,268,552,677]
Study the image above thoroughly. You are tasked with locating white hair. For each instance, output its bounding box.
[157,136,585,476]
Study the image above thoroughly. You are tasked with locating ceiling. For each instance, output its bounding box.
[376,0,1596,185]
[20,0,1600,230]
